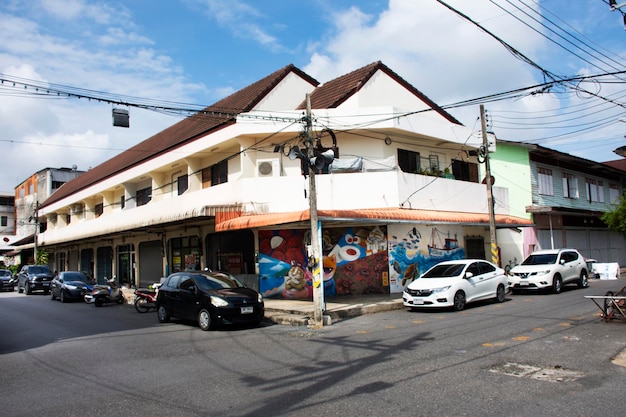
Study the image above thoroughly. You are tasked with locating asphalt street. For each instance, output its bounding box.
[1,278,625,417]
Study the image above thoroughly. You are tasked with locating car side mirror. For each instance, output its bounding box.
[465,272,474,279]
[559,259,565,265]
[187,285,196,293]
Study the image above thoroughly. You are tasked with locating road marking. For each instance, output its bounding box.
[512,335,530,341]
[482,342,506,347]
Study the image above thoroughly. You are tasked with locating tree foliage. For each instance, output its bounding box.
[602,195,626,234]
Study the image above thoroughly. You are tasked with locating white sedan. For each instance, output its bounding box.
[402,259,508,311]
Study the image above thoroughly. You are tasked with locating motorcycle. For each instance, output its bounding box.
[133,283,161,313]
[84,277,125,307]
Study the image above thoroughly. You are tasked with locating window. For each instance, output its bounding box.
[177,175,188,195]
[95,203,103,218]
[451,159,479,182]
[537,167,553,196]
[398,149,420,173]
[51,181,65,190]
[610,183,620,204]
[120,195,126,209]
[66,213,71,225]
[477,261,496,274]
[562,173,579,199]
[598,181,604,203]
[429,154,440,174]
[136,187,152,206]
[211,161,228,186]
[1,216,7,227]
[586,178,598,202]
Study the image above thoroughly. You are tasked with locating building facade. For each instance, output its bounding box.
[489,141,626,269]
[34,62,531,296]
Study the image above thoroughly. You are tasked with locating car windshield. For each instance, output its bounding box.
[194,273,244,290]
[422,263,465,279]
[0,270,12,276]
[521,254,558,265]
[29,266,51,274]
[62,272,90,282]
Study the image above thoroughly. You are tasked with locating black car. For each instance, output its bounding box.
[156,271,264,331]
[50,271,94,302]
[0,269,14,292]
[17,265,54,295]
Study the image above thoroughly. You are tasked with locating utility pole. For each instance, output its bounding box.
[480,105,498,266]
[33,200,39,264]
[305,93,324,328]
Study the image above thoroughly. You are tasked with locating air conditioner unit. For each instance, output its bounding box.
[257,159,280,177]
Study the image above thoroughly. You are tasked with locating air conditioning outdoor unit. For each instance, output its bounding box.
[257,159,280,177]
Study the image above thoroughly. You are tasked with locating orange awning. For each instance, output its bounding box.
[214,208,533,231]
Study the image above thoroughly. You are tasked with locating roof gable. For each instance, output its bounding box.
[42,64,319,208]
[298,61,461,125]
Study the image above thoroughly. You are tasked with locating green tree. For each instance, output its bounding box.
[602,195,626,234]
[35,249,49,265]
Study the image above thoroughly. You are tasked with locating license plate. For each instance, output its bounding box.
[412,298,424,305]
[43,283,50,287]
[241,306,254,314]
[519,281,529,286]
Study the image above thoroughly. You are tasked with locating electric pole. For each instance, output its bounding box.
[480,104,498,266]
[305,94,324,328]
[33,200,39,264]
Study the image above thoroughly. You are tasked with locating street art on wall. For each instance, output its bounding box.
[388,225,465,294]
[258,226,388,299]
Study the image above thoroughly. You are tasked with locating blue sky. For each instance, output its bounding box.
[1,0,625,193]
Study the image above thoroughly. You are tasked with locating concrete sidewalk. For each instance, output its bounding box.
[263,294,405,326]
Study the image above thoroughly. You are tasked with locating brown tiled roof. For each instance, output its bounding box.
[603,159,626,172]
[298,60,462,125]
[42,64,319,208]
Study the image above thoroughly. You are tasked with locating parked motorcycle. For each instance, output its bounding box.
[133,283,160,313]
[84,278,125,307]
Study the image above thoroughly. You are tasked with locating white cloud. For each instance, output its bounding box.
[186,0,283,51]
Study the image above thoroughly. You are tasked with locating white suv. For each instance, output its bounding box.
[508,249,588,294]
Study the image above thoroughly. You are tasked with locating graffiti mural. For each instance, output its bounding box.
[258,226,388,299]
[388,225,465,294]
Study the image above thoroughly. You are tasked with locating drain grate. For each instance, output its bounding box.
[489,362,583,382]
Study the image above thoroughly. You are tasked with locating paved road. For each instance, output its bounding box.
[1,279,625,417]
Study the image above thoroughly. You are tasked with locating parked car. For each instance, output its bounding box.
[50,271,94,302]
[0,269,14,292]
[402,259,508,311]
[508,248,588,294]
[156,271,264,330]
[16,265,55,295]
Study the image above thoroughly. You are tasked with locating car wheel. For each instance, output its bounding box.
[50,290,56,300]
[552,275,562,294]
[453,291,466,311]
[17,283,23,293]
[157,305,170,323]
[60,291,67,303]
[24,282,32,295]
[198,308,215,331]
[496,284,506,303]
[578,271,588,289]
